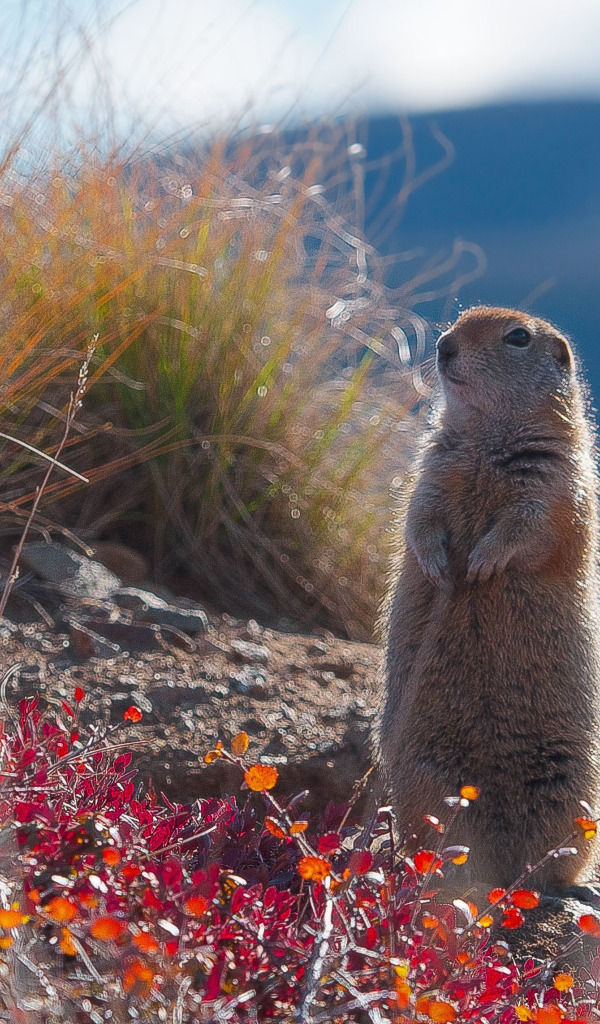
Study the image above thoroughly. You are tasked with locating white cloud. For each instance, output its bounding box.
[98,0,600,130]
[339,0,600,111]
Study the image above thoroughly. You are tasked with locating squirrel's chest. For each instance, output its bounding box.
[438,457,507,549]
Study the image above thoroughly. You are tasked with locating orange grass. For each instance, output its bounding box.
[0,120,445,636]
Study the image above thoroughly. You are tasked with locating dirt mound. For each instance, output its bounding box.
[1,614,381,813]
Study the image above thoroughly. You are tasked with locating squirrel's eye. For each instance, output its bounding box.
[503,327,531,347]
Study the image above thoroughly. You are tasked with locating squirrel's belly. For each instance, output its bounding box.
[397,579,600,765]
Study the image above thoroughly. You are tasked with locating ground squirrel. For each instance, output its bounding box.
[379,306,600,891]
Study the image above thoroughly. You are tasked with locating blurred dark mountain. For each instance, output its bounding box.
[362,102,600,397]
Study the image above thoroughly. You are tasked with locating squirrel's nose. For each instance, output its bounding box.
[436,334,458,365]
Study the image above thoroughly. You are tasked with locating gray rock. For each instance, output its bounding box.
[136,604,208,634]
[113,587,170,612]
[230,638,270,664]
[71,617,163,653]
[68,621,121,660]
[229,665,269,697]
[22,543,122,600]
[91,542,149,584]
[0,617,18,640]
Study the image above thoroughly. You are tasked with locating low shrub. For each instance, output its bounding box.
[0,686,597,1022]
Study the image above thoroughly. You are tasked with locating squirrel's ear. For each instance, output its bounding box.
[551,335,572,368]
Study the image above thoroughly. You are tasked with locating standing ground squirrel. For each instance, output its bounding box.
[379,306,600,891]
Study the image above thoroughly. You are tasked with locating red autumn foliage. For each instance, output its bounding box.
[0,694,596,1021]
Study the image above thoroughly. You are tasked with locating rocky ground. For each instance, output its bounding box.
[1,616,380,811]
[0,540,381,812]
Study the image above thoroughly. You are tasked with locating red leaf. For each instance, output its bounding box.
[318,833,341,855]
[113,753,132,772]
[205,958,223,999]
[61,701,75,718]
[501,908,525,929]
[347,850,373,876]
[74,687,84,702]
[161,860,183,887]
[413,849,442,874]
[14,802,35,823]
[142,888,162,910]
[122,863,140,882]
[512,889,540,909]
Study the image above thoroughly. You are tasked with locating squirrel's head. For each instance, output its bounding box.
[435,307,574,420]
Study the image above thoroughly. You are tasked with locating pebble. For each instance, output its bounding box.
[22,542,122,600]
[229,665,269,697]
[230,639,270,664]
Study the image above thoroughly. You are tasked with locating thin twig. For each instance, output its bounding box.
[0,339,96,619]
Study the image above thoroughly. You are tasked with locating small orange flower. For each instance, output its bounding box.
[396,978,411,1009]
[59,929,77,956]
[575,817,597,840]
[77,892,98,909]
[244,764,278,791]
[290,820,309,834]
[298,855,331,881]
[0,937,12,949]
[102,848,121,866]
[460,785,479,801]
[132,931,159,953]
[478,914,494,928]
[231,732,249,756]
[123,959,154,992]
[46,897,77,923]
[553,972,574,992]
[0,909,26,929]
[204,741,224,764]
[578,912,600,936]
[184,896,209,916]
[428,1000,456,1023]
[123,706,142,723]
[90,916,127,941]
[265,817,287,838]
[532,1006,565,1024]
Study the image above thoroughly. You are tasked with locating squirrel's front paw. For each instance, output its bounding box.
[467,536,511,583]
[413,540,450,586]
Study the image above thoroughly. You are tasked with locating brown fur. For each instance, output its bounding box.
[379,307,600,890]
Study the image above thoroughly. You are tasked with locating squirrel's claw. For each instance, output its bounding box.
[416,547,450,586]
[467,540,508,584]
